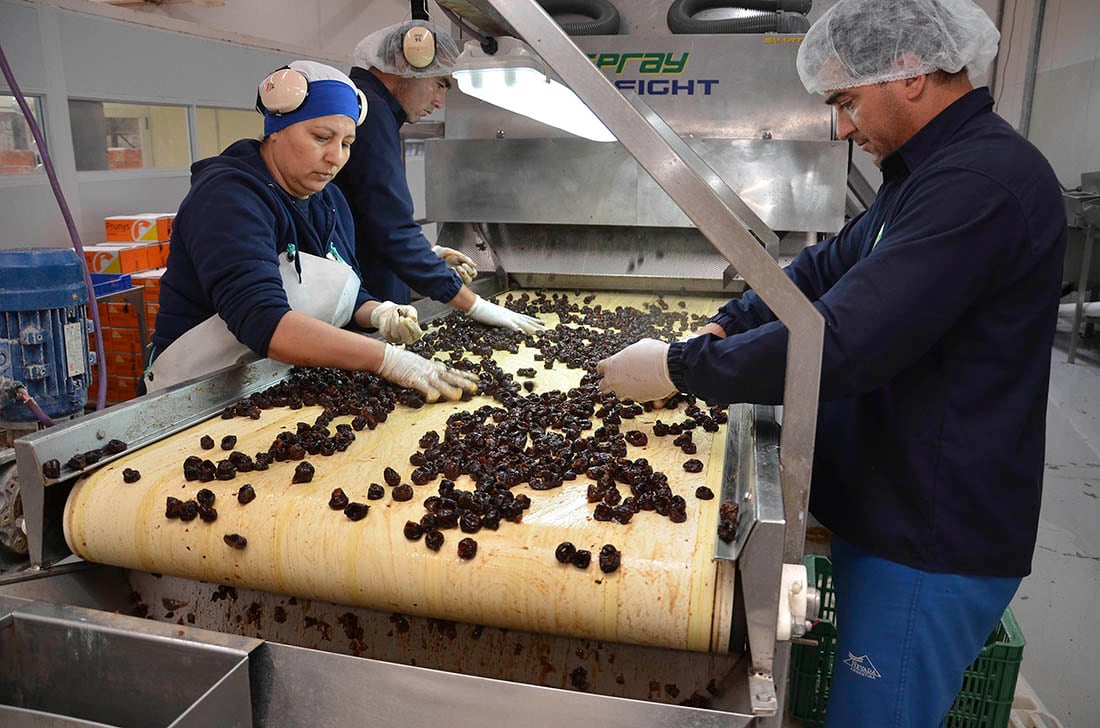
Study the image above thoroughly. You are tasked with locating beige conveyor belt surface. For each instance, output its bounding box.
[64,292,735,652]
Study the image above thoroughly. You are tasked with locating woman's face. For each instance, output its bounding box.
[262,115,356,198]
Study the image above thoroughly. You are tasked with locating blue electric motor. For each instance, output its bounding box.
[0,249,92,427]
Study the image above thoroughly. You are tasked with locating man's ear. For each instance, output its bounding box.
[903,73,928,101]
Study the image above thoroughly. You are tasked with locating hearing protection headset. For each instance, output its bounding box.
[403,0,437,69]
[255,66,368,125]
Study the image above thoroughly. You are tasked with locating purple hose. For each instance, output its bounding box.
[0,42,107,411]
[21,391,55,428]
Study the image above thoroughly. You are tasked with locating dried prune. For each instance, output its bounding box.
[198,505,218,522]
[403,520,424,540]
[425,530,445,551]
[457,537,478,560]
[122,468,141,483]
[719,501,739,522]
[104,439,128,455]
[695,486,714,500]
[598,544,621,574]
[717,520,737,542]
[392,484,414,502]
[683,458,704,473]
[292,462,315,484]
[42,459,60,479]
[220,435,237,451]
[178,500,199,522]
[555,542,577,563]
[237,484,256,504]
[459,513,482,534]
[328,488,349,510]
[344,502,369,521]
[165,496,183,519]
[681,442,698,455]
[383,466,401,487]
[367,483,385,500]
[196,488,215,508]
[200,435,215,450]
[571,549,592,570]
[223,533,248,549]
[625,430,648,447]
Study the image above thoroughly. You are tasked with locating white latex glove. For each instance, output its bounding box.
[466,295,547,333]
[432,245,478,285]
[596,338,676,403]
[377,345,479,402]
[370,301,424,345]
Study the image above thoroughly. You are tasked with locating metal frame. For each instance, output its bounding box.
[455,0,824,704]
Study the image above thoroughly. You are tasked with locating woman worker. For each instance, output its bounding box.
[147,60,477,402]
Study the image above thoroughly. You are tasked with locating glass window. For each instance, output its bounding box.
[68,100,189,171]
[0,95,42,175]
[195,107,262,160]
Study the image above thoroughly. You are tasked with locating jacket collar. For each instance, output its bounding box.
[350,66,407,125]
[881,87,994,179]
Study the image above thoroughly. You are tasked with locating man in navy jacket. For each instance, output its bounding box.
[597,0,1067,724]
[335,21,544,334]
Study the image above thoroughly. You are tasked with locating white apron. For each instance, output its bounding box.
[146,249,360,392]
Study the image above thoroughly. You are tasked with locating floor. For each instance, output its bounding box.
[1012,323,1100,726]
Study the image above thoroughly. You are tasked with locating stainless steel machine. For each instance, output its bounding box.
[1,2,848,725]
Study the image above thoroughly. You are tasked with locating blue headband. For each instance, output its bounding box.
[263,79,360,135]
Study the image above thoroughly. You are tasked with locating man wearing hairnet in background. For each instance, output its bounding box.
[597,0,1066,724]
[334,21,545,339]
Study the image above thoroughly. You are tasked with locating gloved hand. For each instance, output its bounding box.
[370,301,424,345]
[596,338,676,403]
[377,345,479,402]
[432,245,478,285]
[467,295,547,333]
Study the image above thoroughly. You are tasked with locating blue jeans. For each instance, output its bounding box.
[824,536,1020,728]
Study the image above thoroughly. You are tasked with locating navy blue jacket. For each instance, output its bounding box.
[668,89,1067,577]
[153,139,373,359]
[333,67,462,305]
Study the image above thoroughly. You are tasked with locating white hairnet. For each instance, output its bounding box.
[796,0,1000,95]
[353,20,460,78]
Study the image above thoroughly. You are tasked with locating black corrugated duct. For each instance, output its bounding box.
[536,0,622,35]
[667,0,812,34]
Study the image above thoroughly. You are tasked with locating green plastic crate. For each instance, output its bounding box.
[787,555,1025,728]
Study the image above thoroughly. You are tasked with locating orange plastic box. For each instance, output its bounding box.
[104,214,174,243]
[90,327,144,355]
[132,268,166,302]
[84,244,151,274]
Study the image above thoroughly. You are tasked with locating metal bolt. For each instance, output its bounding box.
[761,130,773,140]
[496,129,506,139]
[743,491,753,502]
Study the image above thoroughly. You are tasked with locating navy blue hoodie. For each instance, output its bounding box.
[668,89,1067,577]
[153,139,373,360]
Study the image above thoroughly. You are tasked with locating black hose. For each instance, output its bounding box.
[668,0,811,34]
[537,0,621,35]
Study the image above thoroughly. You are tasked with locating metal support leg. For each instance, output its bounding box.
[1069,224,1095,364]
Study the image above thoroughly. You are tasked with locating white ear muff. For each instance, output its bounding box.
[403,25,436,69]
[354,88,368,125]
[258,68,309,115]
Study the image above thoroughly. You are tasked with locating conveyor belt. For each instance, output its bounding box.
[64,292,736,652]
